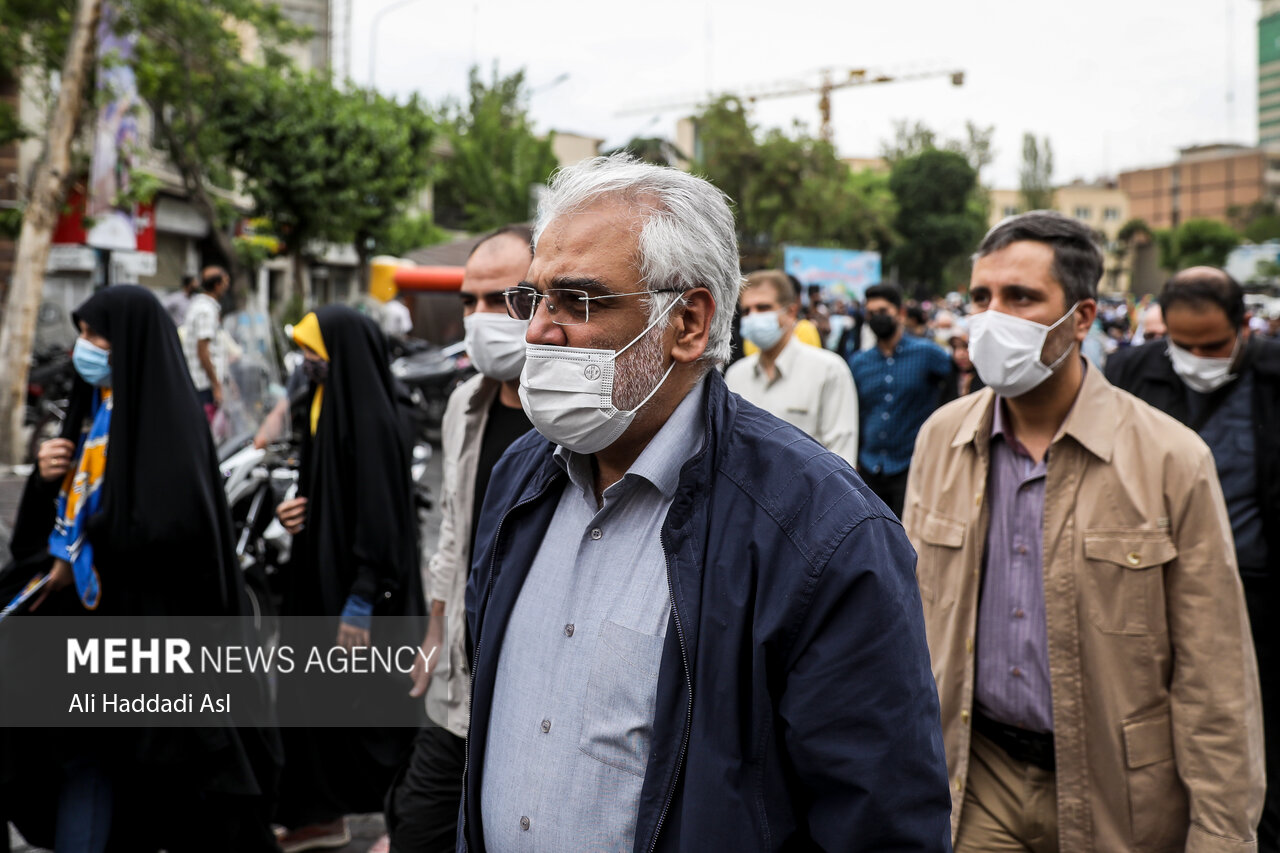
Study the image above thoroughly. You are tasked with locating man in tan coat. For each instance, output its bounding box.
[904,210,1264,852]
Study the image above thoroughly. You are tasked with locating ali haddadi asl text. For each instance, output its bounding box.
[67,692,230,714]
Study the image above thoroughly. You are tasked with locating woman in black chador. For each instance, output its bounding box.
[273,305,424,850]
[0,285,280,852]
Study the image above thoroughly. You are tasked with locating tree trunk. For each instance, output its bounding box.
[0,0,102,465]
[292,252,311,309]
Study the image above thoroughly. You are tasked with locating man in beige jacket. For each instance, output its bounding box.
[904,210,1264,853]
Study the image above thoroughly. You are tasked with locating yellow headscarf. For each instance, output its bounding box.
[292,312,329,435]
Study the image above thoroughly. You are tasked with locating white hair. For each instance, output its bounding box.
[532,153,742,365]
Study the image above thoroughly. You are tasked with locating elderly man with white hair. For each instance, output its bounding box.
[458,155,951,852]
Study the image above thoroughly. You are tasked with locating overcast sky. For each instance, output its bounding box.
[351,0,1260,189]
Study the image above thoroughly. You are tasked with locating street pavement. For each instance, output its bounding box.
[4,441,445,853]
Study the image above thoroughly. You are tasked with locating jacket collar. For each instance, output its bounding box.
[754,335,800,381]
[951,360,1115,463]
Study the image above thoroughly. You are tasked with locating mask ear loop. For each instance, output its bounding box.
[614,291,684,358]
[1043,301,1081,372]
[614,291,685,416]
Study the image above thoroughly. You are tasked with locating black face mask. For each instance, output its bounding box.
[304,357,329,384]
[868,313,898,340]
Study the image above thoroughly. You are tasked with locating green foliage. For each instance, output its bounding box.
[213,67,437,263]
[1226,200,1280,242]
[433,65,559,232]
[1019,133,1055,211]
[887,149,987,297]
[0,0,78,149]
[692,97,897,266]
[379,212,450,257]
[1117,217,1151,245]
[1244,215,1280,244]
[881,119,995,181]
[0,206,21,239]
[1158,218,1241,270]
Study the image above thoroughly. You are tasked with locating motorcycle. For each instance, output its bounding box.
[24,342,76,463]
[389,337,474,442]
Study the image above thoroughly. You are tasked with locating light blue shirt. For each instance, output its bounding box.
[481,378,707,852]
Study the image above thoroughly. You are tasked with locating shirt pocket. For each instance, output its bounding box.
[916,509,966,604]
[578,620,665,777]
[1082,529,1177,636]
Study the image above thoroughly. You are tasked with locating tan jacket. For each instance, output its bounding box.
[903,365,1264,853]
[423,373,500,738]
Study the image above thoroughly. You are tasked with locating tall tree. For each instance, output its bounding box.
[881,119,995,181]
[1019,133,1055,211]
[881,119,938,165]
[214,68,437,301]
[693,98,896,267]
[0,0,102,464]
[888,149,987,298]
[126,0,302,286]
[1157,218,1241,270]
[433,65,559,232]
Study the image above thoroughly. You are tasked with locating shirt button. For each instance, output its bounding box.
[1016,545,1028,555]
[564,624,574,637]
[887,358,895,365]
[590,528,602,540]
[881,412,890,420]
[885,374,894,384]
[520,816,530,831]
[1011,666,1023,678]
[1013,608,1025,619]
[884,393,893,402]
[540,718,552,733]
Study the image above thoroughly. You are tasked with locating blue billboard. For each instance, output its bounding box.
[783,246,882,302]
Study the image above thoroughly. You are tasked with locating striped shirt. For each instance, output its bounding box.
[974,398,1053,733]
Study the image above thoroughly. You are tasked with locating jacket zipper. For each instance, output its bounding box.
[648,535,693,853]
[458,480,557,853]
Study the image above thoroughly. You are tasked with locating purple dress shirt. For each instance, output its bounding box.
[974,399,1054,734]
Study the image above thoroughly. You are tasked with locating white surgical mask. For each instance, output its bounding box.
[519,297,679,454]
[1167,337,1239,393]
[968,302,1080,398]
[464,312,529,381]
[740,311,784,350]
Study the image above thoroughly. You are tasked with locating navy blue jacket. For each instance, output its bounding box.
[462,371,952,852]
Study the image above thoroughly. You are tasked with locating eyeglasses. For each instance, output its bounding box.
[503,285,683,326]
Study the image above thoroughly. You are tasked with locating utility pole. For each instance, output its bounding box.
[0,0,102,464]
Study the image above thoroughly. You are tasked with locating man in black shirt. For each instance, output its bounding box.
[383,226,534,853]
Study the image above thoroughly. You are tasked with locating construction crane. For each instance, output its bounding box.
[617,67,965,144]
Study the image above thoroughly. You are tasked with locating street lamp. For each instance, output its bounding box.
[369,0,427,89]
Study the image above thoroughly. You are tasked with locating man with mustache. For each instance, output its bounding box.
[458,154,950,852]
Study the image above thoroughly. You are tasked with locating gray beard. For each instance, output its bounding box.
[611,321,668,411]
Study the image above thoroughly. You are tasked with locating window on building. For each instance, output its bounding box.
[1073,206,1092,220]
[1002,205,1018,217]
[1103,207,1120,221]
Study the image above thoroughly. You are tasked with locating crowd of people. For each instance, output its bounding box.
[2,152,1278,853]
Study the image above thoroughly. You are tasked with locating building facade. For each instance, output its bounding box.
[988,182,1133,292]
[1262,0,1280,147]
[1117,144,1275,230]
